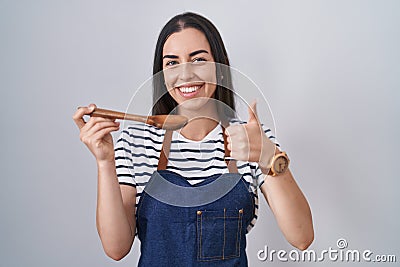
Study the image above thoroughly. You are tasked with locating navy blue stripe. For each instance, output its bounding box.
[127,125,164,137]
[122,130,163,145]
[117,173,133,178]
[135,172,154,177]
[230,120,246,125]
[133,162,157,168]
[130,153,159,160]
[119,182,136,187]
[170,147,224,153]
[167,164,228,172]
[237,163,249,169]
[136,181,148,187]
[116,165,133,169]
[169,156,223,162]
[117,138,161,152]
[115,156,133,162]
[114,147,132,154]
[172,139,224,144]
[117,137,133,146]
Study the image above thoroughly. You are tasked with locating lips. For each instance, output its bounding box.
[175,83,204,98]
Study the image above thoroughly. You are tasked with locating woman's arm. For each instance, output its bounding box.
[260,168,314,250]
[96,161,136,260]
[73,105,136,260]
[225,101,313,250]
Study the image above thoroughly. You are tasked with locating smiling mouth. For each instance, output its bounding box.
[175,83,204,96]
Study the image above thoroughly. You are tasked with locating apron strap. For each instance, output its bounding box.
[157,124,238,173]
[157,130,173,171]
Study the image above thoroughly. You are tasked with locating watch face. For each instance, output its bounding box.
[273,155,289,174]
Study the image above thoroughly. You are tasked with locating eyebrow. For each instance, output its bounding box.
[162,49,209,60]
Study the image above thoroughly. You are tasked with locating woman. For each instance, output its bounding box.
[73,12,313,266]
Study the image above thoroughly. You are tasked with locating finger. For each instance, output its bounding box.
[88,103,97,110]
[248,99,259,123]
[90,125,120,143]
[81,121,119,144]
[84,120,120,138]
[81,116,116,132]
[229,150,237,160]
[81,125,120,146]
[225,125,241,137]
[224,126,231,137]
[73,104,96,129]
[227,135,232,145]
[227,142,232,152]
[226,136,241,157]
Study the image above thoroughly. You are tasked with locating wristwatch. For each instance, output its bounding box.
[267,151,290,176]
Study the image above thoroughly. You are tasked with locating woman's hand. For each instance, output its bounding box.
[73,104,120,162]
[225,101,276,172]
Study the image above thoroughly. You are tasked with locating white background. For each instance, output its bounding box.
[1,0,399,266]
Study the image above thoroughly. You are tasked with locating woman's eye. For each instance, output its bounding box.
[192,57,206,63]
[166,60,179,67]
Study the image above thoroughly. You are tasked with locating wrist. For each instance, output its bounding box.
[97,158,116,169]
[258,137,277,174]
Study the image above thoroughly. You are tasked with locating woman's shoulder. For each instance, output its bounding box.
[228,117,247,125]
[116,122,166,147]
[228,117,271,130]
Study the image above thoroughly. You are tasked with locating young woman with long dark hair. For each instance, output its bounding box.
[73,12,313,266]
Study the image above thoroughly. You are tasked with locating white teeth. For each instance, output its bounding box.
[178,85,201,93]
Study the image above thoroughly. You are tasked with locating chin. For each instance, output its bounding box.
[177,97,214,111]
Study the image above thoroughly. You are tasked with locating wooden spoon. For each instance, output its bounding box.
[85,107,188,130]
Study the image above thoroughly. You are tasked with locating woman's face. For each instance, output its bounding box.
[162,28,217,111]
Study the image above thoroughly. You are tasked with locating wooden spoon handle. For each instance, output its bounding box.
[79,107,187,130]
[90,108,148,123]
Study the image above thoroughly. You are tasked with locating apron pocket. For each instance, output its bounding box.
[196,208,243,261]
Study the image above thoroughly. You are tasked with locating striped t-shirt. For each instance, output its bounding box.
[115,119,279,232]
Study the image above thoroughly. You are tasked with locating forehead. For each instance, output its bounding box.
[163,28,211,56]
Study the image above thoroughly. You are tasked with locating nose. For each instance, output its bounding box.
[179,62,194,81]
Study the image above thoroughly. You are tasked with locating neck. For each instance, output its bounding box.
[177,102,220,141]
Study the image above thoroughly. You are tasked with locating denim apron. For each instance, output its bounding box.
[136,126,255,266]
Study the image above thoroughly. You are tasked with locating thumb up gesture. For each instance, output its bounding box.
[225,100,276,170]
